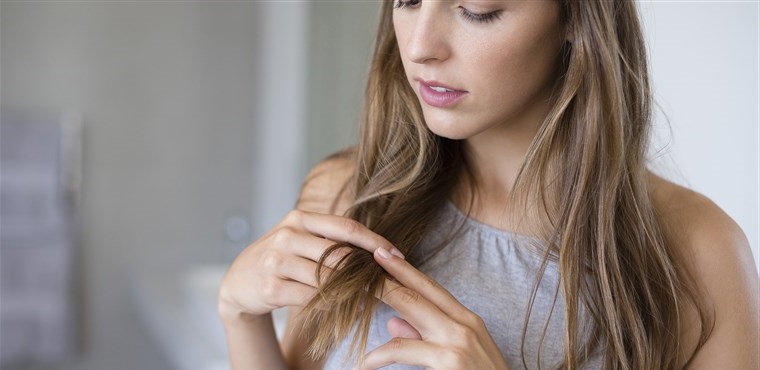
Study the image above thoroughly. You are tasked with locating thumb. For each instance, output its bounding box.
[386,316,422,340]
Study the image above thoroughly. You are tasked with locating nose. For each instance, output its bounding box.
[403,7,451,64]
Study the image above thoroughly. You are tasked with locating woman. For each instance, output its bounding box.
[218,1,759,369]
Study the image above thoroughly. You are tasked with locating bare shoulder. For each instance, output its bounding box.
[295,148,356,216]
[647,172,754,270]
[649,174,752,251]
[647,172,759,368]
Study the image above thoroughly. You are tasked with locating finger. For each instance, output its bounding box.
[262,280,318,308]
[273,230,350,268]
[286,210,404,257]
[386,316,421,340]
[374,248,469,319]
[272,256,334,288]
[356,338,438,370]
[377,278,446,337]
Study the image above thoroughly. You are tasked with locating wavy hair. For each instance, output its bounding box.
[301,1,712,369]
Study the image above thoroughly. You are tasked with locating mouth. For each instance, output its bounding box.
[416,79,468,108]
[429,86,457,93]
[417,79,466,93]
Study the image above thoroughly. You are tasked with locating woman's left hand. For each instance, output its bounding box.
[356,247,512,370]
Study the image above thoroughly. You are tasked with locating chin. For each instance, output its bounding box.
[425,122,467,140]
[422,112,481,141]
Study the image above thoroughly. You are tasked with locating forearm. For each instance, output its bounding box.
[221,311,289,370]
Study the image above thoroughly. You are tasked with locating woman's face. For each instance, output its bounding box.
[393,0,566,140]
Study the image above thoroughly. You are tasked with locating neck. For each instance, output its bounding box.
[451,94,553,233]
[463,123,538,197]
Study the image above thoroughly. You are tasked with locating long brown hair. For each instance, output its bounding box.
[302,1,712,369]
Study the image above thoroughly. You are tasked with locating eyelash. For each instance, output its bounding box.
[393,0,503,24]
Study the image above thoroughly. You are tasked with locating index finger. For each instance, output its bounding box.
[285,210,404,258]
[376,277,447,338]
[373,248,471,321]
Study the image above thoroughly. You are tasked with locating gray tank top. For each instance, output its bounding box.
[323,201,604,370]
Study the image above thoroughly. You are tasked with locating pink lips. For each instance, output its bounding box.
[417,79,468,108]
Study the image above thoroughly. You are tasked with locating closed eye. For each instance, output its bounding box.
[394,0,503,24]
[459,6,503,24]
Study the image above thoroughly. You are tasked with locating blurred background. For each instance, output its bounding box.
[0,1,756,370]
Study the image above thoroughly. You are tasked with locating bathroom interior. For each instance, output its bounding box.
[1,2,757,370]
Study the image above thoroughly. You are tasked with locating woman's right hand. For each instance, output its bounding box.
[218,209,404,321]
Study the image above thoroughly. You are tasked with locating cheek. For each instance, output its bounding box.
[471,32,562,108]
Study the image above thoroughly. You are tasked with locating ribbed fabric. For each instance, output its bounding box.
[323,202,603,370]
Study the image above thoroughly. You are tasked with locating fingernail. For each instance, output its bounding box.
[390,247,405,259]
[376,247,392,259]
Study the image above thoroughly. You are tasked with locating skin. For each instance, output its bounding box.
[218,1,759,369]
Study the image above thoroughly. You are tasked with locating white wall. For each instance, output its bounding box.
[1,3,258,369]
[306,2,379,169]
[640,3,759,270]
[250,2,309,239]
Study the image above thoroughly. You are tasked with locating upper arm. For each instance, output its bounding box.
[650,175,760,369]
[295,149,355,215]
[279,149,356,370]
[684,206,759,369]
